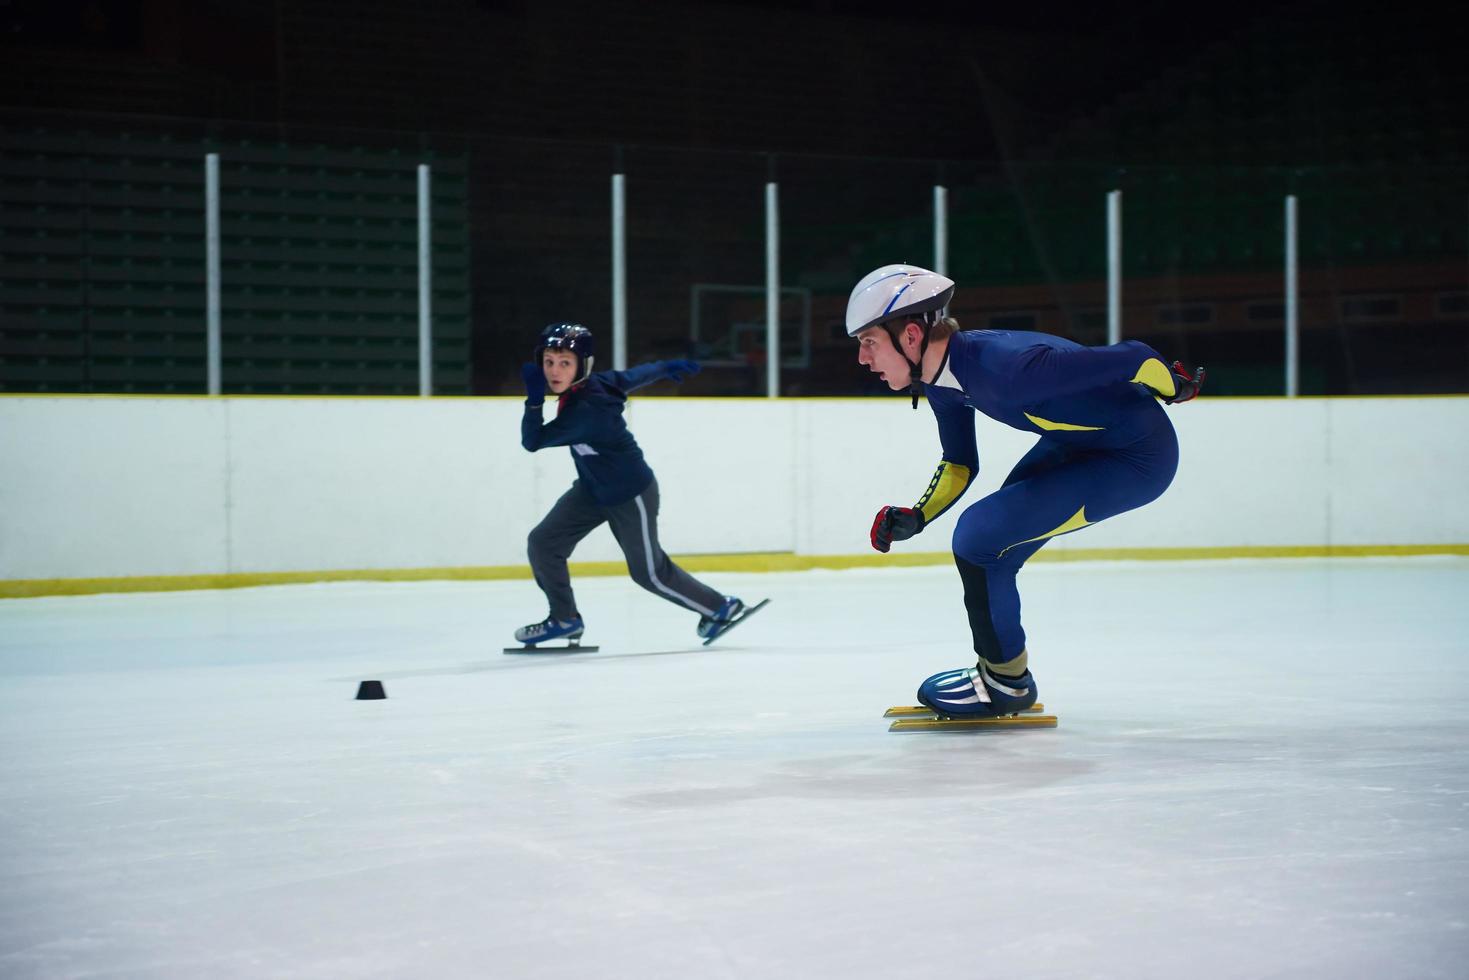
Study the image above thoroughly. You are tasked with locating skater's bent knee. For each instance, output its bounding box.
[953,541,1004,566]
[527,527,559,560]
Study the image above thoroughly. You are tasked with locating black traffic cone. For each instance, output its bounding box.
[355,680,386,700]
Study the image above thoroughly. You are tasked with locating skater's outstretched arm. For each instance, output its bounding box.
[604,359,700,395]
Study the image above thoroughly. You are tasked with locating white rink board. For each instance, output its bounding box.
[1326,398,1469,545]
[629,398,795,556]
[1,394,1466,580]
[0,398,230,579]
[226,398,510,573]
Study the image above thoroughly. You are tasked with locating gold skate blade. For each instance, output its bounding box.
[889,713,1058,732]
[884,702,1044,718]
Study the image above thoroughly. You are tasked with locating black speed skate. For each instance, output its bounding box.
[916,663,1038,718]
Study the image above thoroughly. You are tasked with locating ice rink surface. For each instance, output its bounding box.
[2,557,1467,979]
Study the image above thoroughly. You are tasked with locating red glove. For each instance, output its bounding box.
[1166,361,1204,404]
[870,506,925,553]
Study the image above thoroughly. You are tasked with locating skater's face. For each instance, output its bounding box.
[856,323,919,391]
[542,350,579,393]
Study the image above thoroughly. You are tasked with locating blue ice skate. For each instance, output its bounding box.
[513,615,585,646]
[697,597,771,645]
[916,663,1038,718]
[697,597,744,640]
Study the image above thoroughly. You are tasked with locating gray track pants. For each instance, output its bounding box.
[528,478,725,622]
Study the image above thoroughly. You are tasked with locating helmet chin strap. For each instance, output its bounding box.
[906,339,929,409]
[895,317,934,409]
[882,315,938,408]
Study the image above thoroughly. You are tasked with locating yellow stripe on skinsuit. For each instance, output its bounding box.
[1023,412,1104,432]
[1131,357,1176,399]
[998,506,1093,558]
[916,461,972,524]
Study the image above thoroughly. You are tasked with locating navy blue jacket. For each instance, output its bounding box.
[521,362,673,506]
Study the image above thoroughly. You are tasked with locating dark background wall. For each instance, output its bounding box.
[2,0,1465,396]
[2,0,1290,160]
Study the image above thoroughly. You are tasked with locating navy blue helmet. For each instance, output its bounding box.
[536,322,595,384]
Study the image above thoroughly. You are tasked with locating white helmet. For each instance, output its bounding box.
[845,264,955,337]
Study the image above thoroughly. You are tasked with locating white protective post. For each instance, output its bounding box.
[1285,194,1299,397]
[417,164,433,396]
[933,184,948,276]
[765,180,780,399]
[205,152,221,395]
[611,173,628,370]
[1106,189,1122,345]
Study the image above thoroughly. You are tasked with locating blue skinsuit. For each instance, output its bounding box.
[916,330,1180,666]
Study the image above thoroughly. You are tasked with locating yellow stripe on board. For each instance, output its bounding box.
[3,544,1468,598]
[6,393,1468,401]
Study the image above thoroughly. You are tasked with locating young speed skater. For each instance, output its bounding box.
[848,264,1203,717]
[513,322,755,648]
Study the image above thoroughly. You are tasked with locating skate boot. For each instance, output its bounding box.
[513,615,585,646]
[916,662,1038,718]
[696,596,744,640]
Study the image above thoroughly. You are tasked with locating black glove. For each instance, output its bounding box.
[664,359,701,383]
[870,506,925,553]
[521,361,547,406]
[1165,360,1204,404]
